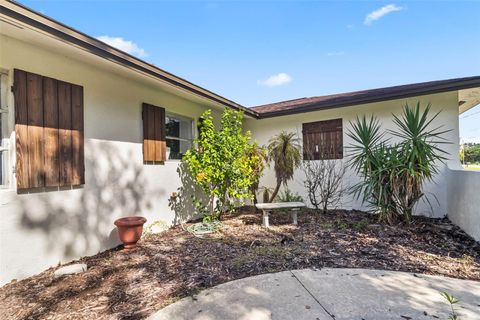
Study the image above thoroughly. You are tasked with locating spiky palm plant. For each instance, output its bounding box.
[347,118,398,223]
[267,131,301,202]
[348,102,449,224]
[389,103,449,222]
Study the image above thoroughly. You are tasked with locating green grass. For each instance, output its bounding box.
[463,164,480,171]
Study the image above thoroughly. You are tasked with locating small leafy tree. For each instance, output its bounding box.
[267,131,302,202]
[245,143,267,205]
[348,102,449,224]
[301,157,346,214]
[183,109,261,218]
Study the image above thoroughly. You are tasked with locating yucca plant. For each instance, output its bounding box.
[347,102,449,224]
[389,103,450,222]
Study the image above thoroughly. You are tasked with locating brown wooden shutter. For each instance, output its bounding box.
[71,85,85,185]
[58,81,72,186]
[14,70,29,189]
[302,118,343,160]
[142,103,166,162]
[43,77,59,186]
[13,69,84,190]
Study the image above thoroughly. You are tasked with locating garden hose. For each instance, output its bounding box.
[183,221,222,238]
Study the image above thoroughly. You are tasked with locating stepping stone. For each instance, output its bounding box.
[53,263,87,278]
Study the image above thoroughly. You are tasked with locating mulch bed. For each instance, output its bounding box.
[1,209,479,320]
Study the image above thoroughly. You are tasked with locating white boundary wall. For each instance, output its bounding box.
[447,164,480,241]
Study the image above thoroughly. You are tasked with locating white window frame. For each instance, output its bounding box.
[0,68,12,189]
[165,112,194,161]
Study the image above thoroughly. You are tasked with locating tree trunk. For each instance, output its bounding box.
[262,188,270,203]
[269,182,281,203]
[209,196,215,216]
[251,182,259,205]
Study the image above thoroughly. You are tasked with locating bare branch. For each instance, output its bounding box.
[301,151,346,214]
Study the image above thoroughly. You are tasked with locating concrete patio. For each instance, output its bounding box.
[148,268,480,320]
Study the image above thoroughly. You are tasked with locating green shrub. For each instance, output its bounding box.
[182,109,264,218]
[347,103,449,224]
[276,188,303,202]
[245,144,267,205]
[352,219,369,232]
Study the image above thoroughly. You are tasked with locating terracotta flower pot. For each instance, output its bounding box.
[114,216,147,251]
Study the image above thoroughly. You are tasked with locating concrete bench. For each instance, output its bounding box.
[255,202,306,228]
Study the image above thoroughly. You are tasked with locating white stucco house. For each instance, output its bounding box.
[1,2,479,285]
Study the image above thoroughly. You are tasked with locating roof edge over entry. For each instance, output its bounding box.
[0,1,259,118]
[251,76,480,118]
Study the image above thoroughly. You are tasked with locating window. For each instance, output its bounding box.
[142,104,193,162]
[302,118,343,160]
[166,113,193,160]
[0,69,9,188]
[13,69,85,190]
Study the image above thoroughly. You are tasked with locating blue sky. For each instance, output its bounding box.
[20,1,480,141]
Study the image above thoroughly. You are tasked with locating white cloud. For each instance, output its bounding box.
[257,73,292,87]
[96,35,147,58]
[364,4,403,25]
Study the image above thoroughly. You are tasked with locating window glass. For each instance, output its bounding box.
[166,113,193,160]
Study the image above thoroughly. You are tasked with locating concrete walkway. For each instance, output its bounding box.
[148,268,480,320]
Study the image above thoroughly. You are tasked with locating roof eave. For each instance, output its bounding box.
[1,1,260,118]
[255,78,480,119]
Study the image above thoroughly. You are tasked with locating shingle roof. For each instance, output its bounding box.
[251,76,480,118]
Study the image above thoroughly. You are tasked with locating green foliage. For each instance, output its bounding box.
[267,131,302,202]
[245,143,268,204]
[321,223,334,229]
[347,102,449,224]
[276,188,303,202]
[182,108,264,218]
[441,291,460,320]
[463,143,480,163]
[352,219,369,232]
[337,221,348,230]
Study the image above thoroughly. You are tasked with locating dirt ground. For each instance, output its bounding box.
[1,209,479,320]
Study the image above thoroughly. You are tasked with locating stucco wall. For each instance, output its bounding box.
[0,34,221,284]
[0,32,467,286]
[447,165,480,241]
[245,91,461,217]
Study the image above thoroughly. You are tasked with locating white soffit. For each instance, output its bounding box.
[459,87,480,114]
